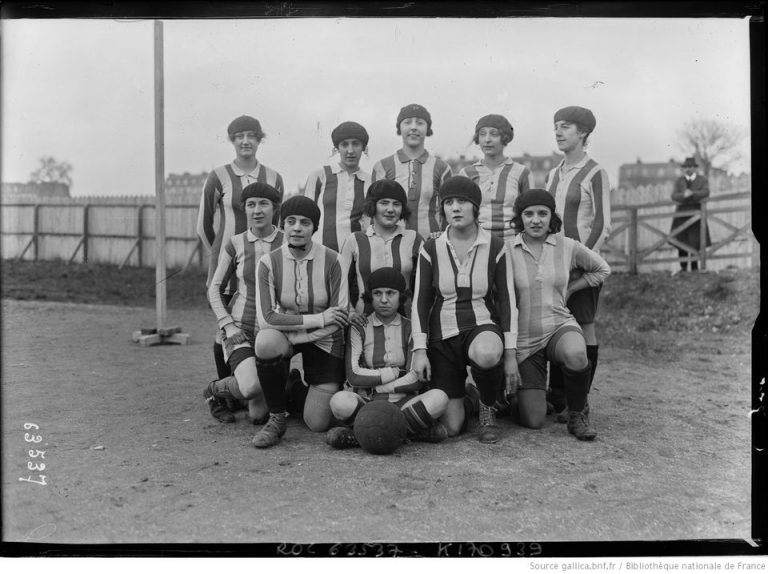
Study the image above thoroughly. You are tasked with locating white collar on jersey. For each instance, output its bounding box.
[230,160,262,177]
[284,240,317,261]
[365,223,406,237]
[370,313,403,327]
[330,163,363,177]
[246,226,279,243]
[396,149,430,164]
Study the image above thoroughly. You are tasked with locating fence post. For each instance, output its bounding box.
[628,206,639,274]
[699,202,708,271]
[83,204,90,263]
[33,204,41,261]
[137,204,145,267]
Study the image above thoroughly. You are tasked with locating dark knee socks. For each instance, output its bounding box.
[470,361,504,407]
[256,358,289,414]
[213,342,230,379]
[402,400,436,434]
[563,362,591,413]
[586,345,599,389]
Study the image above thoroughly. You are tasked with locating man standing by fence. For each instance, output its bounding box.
[545,106,611,420]
[197,115,285,385]
[670,156,711,272]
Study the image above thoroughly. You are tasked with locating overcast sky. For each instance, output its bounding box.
[2,17,751,197]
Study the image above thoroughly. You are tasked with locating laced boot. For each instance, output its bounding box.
[478,402,500,444]
[567,410,597,441]
[251,412,287,448]
[411,421,449,443]
[325,427,359,449]
[203,380,235,423]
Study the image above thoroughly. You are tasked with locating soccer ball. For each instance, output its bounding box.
[353,400,407,455]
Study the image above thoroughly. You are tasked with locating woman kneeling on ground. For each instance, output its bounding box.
[251,195,351,448]
[411,175,519,443]
[203,182,284,424]
[326,267,450,449]
[507,189,610,440]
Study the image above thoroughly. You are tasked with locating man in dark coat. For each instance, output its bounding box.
[670,157,711,272]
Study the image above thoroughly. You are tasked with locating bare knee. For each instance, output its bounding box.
[329,391,360,421]
[255,329,291,360]
[561,348,588,371]
[468,339,503,369]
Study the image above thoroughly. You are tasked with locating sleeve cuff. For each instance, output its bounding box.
[217,317,235,330]
[504,332,517,350]
[303,314,325,330]
[412,333,428,350]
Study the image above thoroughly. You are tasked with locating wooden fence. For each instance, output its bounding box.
[601,191,754,274]
[1,202,206,270]
[0,191,754,274]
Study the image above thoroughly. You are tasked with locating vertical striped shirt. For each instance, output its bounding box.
[207,227,284,338]
[508,233,610,362]
[411,226,518,350]
[371,149,452,238]
[345,313,421,403]
[340,225,423,315]
[255,241,348,358]
[197,161,284,292]
[459,158,534,238]
[545,154,611,251]
[303,164,371,253]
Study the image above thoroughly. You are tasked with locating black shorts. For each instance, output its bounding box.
[292,343,345,386]
[567,285,602,324]
[518,325,582,390]
[227,346,255,372]
[427,324,503,399]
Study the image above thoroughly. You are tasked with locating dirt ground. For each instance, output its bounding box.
[1,286,753,545]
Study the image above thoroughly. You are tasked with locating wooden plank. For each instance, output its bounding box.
[154,19,167,330]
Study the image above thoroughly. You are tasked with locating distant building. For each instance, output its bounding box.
[440,152,563,188]
[1,181,70,202]
[511,152,563,187]
[166,172,208,195]
[164,171,208,205]
[618,158,727,189]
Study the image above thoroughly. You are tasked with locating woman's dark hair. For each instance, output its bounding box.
[440,201,480,223]
[363,197,411,222]
[510,208,563,235]
[361,287,410,316]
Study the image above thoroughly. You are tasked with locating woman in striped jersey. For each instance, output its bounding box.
[544,106,611,416]
[340,179,423,322]
[325,267,450,449]
[202,182,284,424]
[411,176,519,444]
[197,115,285,385]
[371,104,452,240]
[302,121,371,254]
[459,114,534,239]
[507,189,610,441]
[251,195,351,448]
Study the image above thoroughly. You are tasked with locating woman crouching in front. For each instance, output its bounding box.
[507,189,610,440]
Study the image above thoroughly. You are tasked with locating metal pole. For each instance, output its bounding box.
[154,20,167,329]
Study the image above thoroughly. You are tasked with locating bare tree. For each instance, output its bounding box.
[29,156,73,186]
[676,119,744,176]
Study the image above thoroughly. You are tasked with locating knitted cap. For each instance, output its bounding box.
[439,176,481,208]
[227,115,263,138]
[553,106,596,133]
[240,182,281,206]
[396,103,432,132]
[331,121,369,148]
[280,195,321,230]
[474,114,514,143]
[367,267,407,294]
[514,189,556,216]
[366,179,408,206]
